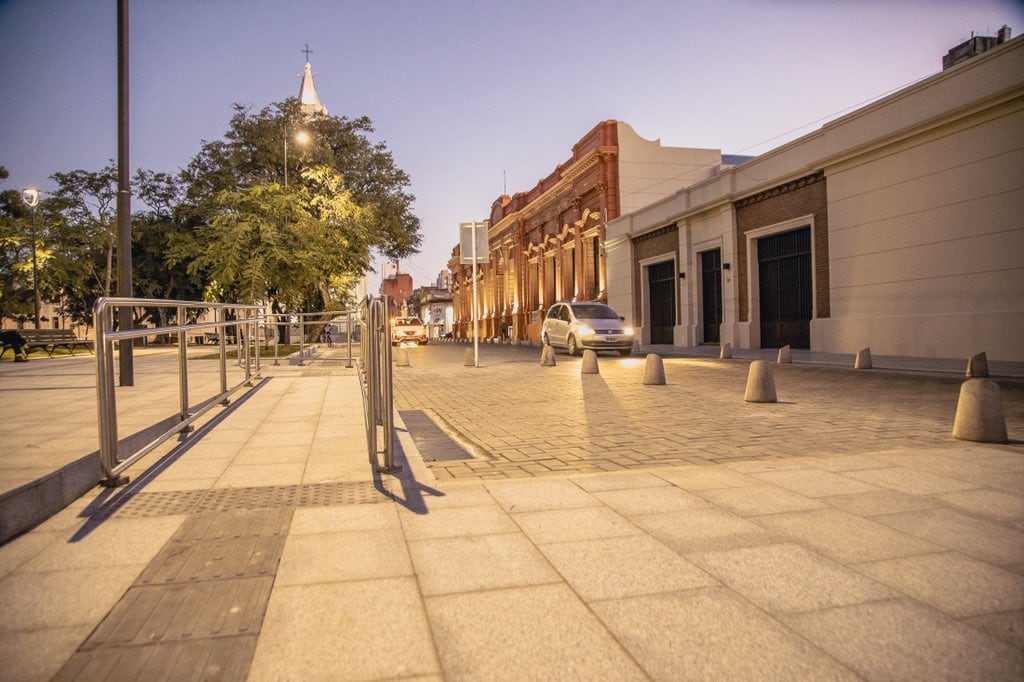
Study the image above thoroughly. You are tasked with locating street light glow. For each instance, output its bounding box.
[295,130,310,145]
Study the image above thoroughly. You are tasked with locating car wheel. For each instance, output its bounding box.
[567,335,580,356]
[618,349,632,357]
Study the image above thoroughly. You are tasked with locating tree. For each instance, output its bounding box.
[179,99,421,311]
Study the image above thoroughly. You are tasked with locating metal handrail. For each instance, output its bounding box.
[357,295,398,473]
[263,310,356,366]
[94,297,265,486]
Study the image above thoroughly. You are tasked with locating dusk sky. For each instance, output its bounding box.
[2,0,1022,290]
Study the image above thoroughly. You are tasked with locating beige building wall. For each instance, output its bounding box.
[617,122,724,215]
[606,35,1024,362]
[816,100,1024,360]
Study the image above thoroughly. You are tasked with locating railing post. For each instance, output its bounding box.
[95,300,122,483]
[346,309,354,368]
[381,294,396,471]
[178,305,189,421]
[217,307,228,395]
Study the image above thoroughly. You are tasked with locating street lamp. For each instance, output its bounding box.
[283,129,310,188]
[21,188,42,329]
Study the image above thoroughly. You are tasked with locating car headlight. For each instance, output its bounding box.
[623,327,634,336]
[576,325,595,336]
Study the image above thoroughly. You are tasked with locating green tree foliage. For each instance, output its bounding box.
[0,165,37,325]
[178,99,421,309]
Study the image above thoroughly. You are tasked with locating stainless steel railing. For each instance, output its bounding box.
[94,297,265,485]
[263,310,356,367]
[357,295,398,473]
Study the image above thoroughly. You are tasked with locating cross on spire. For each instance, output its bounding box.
[302,43,314,62]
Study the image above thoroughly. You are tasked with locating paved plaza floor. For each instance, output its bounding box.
[1,343,1022,680]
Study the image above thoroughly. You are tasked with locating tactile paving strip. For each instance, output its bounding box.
[56,508,290,680]
[88,480,385,521]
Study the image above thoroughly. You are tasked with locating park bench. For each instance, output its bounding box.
[2,329,94,358]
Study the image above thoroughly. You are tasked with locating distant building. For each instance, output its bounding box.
[409,286,454,338]
[607,32,1023,362]
[942,25,1012,69]
[382,271,413,318]
[448,120,748,343]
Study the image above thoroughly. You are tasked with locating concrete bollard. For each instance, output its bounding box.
[720,342,733,359]
[463,348,475,367]
[540,345,557,367]
[855,347,872,370]
[966,352,989,378]
[777,345,792,364]
[744,360,777,403]
[953,379,1008,443]
[643,354,666,385]
[581,349,600,375]
[395,349,410,367]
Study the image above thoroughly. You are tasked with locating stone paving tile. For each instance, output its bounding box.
[408,533,561,596]
[632,509,780,554]
[275,528,412,586]
[569,470,672,492]
[653,466,762,491]
[872,508,1024,566]
[932,488,1024,529]
[249,577,440,681]
[749,468,882,497]
[593,485,712,515]
[288,504,400,534]
[963,610,1024,649]
[19,516,185,572]
[426,584,647,680]
[0,625,94,682]
[212,462,306,488]
[0,565,146,631]
[844,466,978,495]
[485,478,600,513]
[513,506,642,544]
[400,504,519,540]
[539,534,719,601]
[817,489,940,517]
[752,508,942,563]
[696,484,828,516]
[592,587,859,680]
[855,551,1024,617]
[783,599,1024,680]
[687,542,896,614]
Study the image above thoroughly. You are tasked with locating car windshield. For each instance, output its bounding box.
[570,304,619,320]
[394,318,423,326]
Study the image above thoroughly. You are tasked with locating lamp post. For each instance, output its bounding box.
[21,188,42,329]
[283,129,310,188]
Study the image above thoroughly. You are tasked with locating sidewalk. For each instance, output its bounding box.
[1,345,1023,679]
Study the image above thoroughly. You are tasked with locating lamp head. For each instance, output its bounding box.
[21,188,40,207]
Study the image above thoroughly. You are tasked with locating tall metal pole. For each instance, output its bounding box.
[472,222,479,368]
[30,207,40,328]
[116,0,134,385]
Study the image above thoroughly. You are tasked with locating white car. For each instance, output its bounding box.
[391,317,428,345]
[541,302,634,356]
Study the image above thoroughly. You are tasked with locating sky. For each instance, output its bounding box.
[2,0,1022,291]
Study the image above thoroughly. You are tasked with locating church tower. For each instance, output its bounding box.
[297,44,328,116]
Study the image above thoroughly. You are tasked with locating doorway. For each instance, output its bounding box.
[647,260,676,345]
[757,227,812,349]
[700,249,722,344]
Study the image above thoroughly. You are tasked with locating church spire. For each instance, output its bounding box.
[297,44,327,116]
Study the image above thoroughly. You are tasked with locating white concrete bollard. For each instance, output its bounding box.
[540,345,556,367]
[463,348,475,367]
[966,352,989,378]
[720,342,733,359]
[744,360,778,403]
[643,354,666,385]
[581,349,600,375]
[953,379,1008,443]
[395,349,410,367]
[855,347,872,370]
[777,345,792,364]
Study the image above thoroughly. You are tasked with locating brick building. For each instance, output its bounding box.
[448,121,742,343]
[606,33,1023,361]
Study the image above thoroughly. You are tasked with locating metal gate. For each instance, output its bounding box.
[701,249,722,344]
[647,260,676,345]
[757,227,812,349]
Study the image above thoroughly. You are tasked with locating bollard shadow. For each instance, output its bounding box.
[371,430,445,515]
[69,377,272,541]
